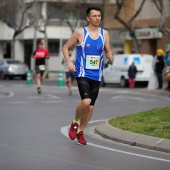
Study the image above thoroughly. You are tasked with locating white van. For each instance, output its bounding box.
[102,54,154,87]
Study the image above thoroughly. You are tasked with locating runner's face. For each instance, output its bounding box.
[87,10,101,26]
[38,45,43,49]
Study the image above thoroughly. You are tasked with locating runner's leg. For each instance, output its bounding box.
[75,98,91,122]
[67,77,72,93]
[76,78,100,131]
[36,73,41,87]
[79,105,93,131]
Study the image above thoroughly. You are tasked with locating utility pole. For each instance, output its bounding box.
[32,0,37,71]
[41,1,49,79]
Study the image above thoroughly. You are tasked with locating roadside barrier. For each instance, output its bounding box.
[58,70,63,87]
[26,70,32,85]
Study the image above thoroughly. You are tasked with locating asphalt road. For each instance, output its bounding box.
[0,79,170,170]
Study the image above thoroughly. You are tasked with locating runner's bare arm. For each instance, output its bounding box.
[104,30,113,62]
[62,29,82,72]
[46,55,50,59]
[32,51,36,58]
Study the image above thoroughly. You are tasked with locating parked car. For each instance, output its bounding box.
[0,59,29,80]
[102,54,154,87]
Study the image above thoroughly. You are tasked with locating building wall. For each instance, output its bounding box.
[135,0,170,20]
[103,0,135,29]
[14,40,24,62]
[0,22,14,40]
[133,18,159,28]
[140,39,156,56]
[134,1,170,53]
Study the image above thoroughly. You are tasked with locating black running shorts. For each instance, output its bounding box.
[35,65,45,76]
[76,77,100,105]
[66,72,75,81]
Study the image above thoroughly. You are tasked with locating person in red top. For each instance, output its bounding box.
[33,41,50,94]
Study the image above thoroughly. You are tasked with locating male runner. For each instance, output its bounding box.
[62,7,113,145]
[33,41,50,94]
[62,49,76,95]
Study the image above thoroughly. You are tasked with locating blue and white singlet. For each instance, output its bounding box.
[75,27,105,81]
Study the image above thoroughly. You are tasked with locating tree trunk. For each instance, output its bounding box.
[11,34,16,59]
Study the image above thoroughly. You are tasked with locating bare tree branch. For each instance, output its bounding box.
[18,4,33,31]
[114,0,146,53]
[152,0,170,36]
[128,0,146,25]
[152,0,161,12]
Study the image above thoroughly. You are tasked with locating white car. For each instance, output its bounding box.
[0,59,29,80]
[102,54,154,87]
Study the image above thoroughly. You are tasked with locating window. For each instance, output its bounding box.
[48,40,60,56]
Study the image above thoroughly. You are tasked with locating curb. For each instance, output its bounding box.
[95,121,170,153]
[138,88,169,96]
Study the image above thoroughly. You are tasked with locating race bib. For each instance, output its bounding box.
[86,55,100,69]
[39,65,45,71]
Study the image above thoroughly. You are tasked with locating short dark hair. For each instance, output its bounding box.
[86,7,101,16]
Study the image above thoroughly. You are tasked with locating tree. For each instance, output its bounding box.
[0,0,34,58]
[114,0,146,53]
[47,1,85,34]
[152,0,170,37]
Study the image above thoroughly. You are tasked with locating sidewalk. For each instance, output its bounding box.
[139,88,170,96]
[95,88,170,153]
[95,121,170,153]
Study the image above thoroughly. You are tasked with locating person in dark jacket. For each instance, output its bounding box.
[155,49,165,89]
[128,62,137,88]
[164,44,170,91]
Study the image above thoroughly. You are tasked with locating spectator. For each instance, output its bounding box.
[164,44,170,91]
[155,49,165,89]
[128,62,137,88]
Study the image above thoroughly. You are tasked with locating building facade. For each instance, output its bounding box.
[1,0,170,76]
[0,0,104,76]
[103,0,170,56]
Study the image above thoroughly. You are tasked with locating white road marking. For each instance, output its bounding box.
[9,101,32,104]
[0,92,14,98]
[61,120,170,163]
[153,139,165,146]
[115,90,130,94]
[45,94,61,99]
[111,95,122,99]
[110,96,158,102]
[28,94,61,100]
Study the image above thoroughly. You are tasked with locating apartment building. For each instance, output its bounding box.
[0,0,103,74]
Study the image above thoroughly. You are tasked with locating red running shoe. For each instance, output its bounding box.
[77,131,87,145]
[68,122,78,140]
